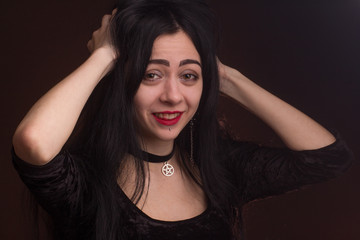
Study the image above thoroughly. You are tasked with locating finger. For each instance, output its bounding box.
[110,8,117,22]
[91,29,100,40]
[101,14,112,26]
[87,39,95,53]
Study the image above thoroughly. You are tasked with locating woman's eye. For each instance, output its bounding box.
[181,73,198,81]
[143,72,161,81]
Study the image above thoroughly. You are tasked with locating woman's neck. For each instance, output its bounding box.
[141,139,174,156]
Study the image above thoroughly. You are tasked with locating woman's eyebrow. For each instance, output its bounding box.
[148,59,201,67]
[148,59,170,66]
[179,59,201,67]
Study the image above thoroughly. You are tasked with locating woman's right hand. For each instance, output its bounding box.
[12,10,119,165]
[87,9,117,60]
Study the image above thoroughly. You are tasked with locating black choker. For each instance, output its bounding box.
[141,148,175,163]
[141,148,175,177]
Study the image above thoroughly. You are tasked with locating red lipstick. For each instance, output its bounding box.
[152,111,183,126]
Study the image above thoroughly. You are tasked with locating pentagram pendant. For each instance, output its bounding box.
[162,162,174,177]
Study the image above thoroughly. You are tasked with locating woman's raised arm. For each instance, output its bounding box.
[217,60,335,151]
[12,13,117,165]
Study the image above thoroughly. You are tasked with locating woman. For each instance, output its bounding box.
[12,0,353,239]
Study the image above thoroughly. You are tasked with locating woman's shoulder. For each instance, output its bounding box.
[12,147,92,216]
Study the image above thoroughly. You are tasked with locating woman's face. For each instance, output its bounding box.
[134,30,203,150]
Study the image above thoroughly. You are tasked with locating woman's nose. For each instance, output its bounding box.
[159,77,183,105]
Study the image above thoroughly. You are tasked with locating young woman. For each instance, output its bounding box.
[12,0,353,239]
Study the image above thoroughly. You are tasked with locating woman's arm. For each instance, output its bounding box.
[12,13,116,165]
[218,60,335,151]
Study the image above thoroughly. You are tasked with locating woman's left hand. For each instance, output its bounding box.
[217,58,251,105]
[216,58,335,150]
[217,58,232,96]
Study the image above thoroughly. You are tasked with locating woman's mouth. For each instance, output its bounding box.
[153,111,183,126]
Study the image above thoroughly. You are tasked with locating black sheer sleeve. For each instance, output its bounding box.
[221,134,354,203]
[11,148,89,218]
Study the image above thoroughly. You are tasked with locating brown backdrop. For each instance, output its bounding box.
[1,0,359,239]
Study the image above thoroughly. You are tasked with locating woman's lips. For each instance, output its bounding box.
[152,111,183,126]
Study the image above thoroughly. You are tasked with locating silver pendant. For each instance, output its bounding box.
[162,162,174,176]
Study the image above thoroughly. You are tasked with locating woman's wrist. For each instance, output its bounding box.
[91,47,116,64]
[219,66,249,102]
[89,47,117,80]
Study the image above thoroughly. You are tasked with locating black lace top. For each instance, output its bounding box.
[12,136,353,240]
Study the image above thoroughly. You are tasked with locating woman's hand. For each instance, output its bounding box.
[87,9,117,60]
[217,58,247,102]
[217,58,227,93]
[216,58,335,150]
[12,10,119,165]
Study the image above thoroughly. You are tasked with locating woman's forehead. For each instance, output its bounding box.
[150,31,201,64]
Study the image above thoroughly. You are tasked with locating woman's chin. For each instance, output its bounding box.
[142,130,181,145]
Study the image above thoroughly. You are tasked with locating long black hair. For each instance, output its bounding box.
[65,0,239,239]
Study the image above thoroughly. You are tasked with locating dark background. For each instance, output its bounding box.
[1,0,359,239]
